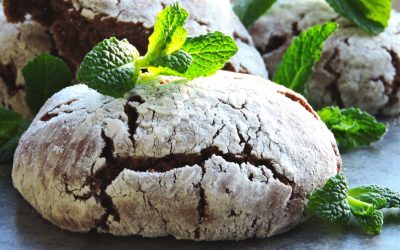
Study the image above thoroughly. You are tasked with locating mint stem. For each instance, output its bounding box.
[347,196,373,212]
[136,57,151,69]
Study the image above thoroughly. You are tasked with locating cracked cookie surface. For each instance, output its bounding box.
[251,0,400,115]
[13,71,340,240]
[3,0,268,78]
[0,6,52,118]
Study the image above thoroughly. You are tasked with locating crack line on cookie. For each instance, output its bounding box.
[323,48,344,108]
[382,48,400,110]
[276,90,319,120]
[87,131,122,231]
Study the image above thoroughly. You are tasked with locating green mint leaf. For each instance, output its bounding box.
[180,32,238,79]
[317,106,387,151]
[146,2,188,59]
[326,0,391,34]
[353,210,384,234]
[233,0,277,27]
[307,174,351,223]
[348,191,384,234]
[149,50,192,73]
[0,108,23,140]
[309,174,399,234]
[77,37,139,98]
[273,22,337,94]
[347,196,375,216]
[348,185,400,209]
[0,108,29,163]
[22,53,72,114]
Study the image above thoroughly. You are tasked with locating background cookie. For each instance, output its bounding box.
[251,0,400,115]
[0,5,52,118]
[13,71,340,240]
[3,0,268,78]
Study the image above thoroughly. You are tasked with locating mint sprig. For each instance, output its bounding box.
[325,0,391,34]
[273,22,338,95]
[318,107,387,151]
[77,2,238,97]
[23,53,73,113]
[308,174,400,234]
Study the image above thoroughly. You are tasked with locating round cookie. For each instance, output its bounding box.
[0,6,52,118]
[3,0,268,78]
[251,0,400,115]
[13,71,341,240]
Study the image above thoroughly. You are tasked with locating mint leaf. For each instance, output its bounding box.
[233,0,277,27]
[347,195,375,216]
[317,106,387,151]
[0,108,29,163]
[180,32,238,79]
[149,50,192,73]
[348,185,400,209]
[326,0,391,34]
[273,22,337,94]
[77,37,139,98]
[136,2,193,76]
[308,174,399,234]
[22,53,72,114]
[353,209,384,234]
[348,194,384,234]
[0,108,23,139]
[145,2,188,59]
[307,174,351,223]
[149,32,238,79]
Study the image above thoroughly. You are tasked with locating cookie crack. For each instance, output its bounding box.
[39,99,79,121]
[232,31,250,44]
[260,34,287,54]
[194,162,207,239]
[111,145,296,198]
[323,48,344,107]
[124,97,142,145]
[276,90,319,120]
[88,131,122,231]
[0,62,20,96]
[382,48,400,109]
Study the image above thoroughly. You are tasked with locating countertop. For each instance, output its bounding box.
[1,118,400,250]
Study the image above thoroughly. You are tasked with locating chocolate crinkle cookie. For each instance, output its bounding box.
[3,0,268,78]
[251,0,400,115]
[13,71,341,240]
[0,5,52,118]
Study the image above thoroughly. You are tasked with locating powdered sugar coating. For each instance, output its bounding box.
[13,71,340,240]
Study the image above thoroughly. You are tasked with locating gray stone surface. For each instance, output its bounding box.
[1,117,400,249]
